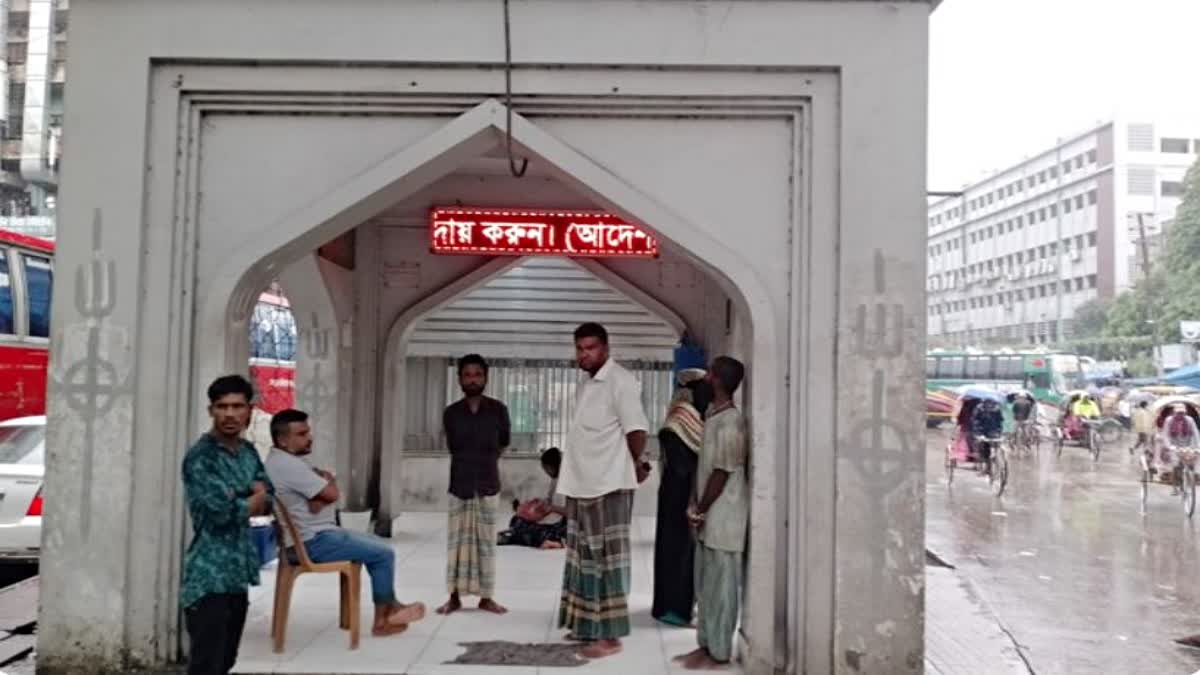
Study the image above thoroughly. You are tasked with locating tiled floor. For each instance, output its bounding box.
[233,514,739,675]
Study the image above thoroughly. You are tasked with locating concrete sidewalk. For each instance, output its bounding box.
[925,564,1031,674]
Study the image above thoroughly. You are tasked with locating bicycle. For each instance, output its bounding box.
[1013,420,1040,457]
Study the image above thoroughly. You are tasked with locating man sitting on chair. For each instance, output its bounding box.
[265,409,426,637]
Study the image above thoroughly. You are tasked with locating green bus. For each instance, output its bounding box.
[925,350,1085,426]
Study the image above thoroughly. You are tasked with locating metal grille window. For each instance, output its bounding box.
[1160,138,1190,154]
[403,358,674,455]
[1127,124,1155,152]
[1128,167,1155,195]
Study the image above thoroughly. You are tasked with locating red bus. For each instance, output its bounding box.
[0,229,54,422]
[0,228,295,422]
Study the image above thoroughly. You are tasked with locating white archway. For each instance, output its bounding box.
[193,99,783,667]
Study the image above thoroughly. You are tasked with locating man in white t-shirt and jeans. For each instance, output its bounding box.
[265,409,425,637]
[556,323,651,659]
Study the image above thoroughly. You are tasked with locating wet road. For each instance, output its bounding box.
[926,428,1200,674]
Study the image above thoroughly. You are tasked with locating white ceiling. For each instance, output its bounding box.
[407,256,680,361]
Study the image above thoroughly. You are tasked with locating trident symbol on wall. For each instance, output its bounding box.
[841,249,916,596]
[297,313,334,420]
[55,210,131,537]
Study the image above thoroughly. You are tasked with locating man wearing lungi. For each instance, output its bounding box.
[677,356,749,671]
[437,353,511,615]
[558,322,651,659]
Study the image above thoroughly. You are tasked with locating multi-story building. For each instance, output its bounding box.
[927,118,1199,347]
[0,0,65,238]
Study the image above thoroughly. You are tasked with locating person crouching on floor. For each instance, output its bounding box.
[264,408,426,636]
[498,448,567,550]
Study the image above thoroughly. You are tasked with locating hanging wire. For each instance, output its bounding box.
[503,0,529,177]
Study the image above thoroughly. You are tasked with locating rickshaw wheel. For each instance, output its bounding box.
[1089,430,1102,462]
[944,445,955,485]
[1140,452,1151,508]
[1182,466,1196,518]
[1056,433,1065,458]
[990,444,1009,497]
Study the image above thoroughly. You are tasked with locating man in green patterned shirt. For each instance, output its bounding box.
[181,375,274,675]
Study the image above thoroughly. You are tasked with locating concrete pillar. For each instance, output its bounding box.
[278,254,354,483]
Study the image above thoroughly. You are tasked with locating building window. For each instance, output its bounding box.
[1049,166,1059,179]
[1039,208,1047,221]
[1075,277,1084,291]
[1075,155,1084,169]
[1087,149,1097,163]
[1087,275,1097,289]
[1128,167,1156,195]
[1162,181,1185,197]
[1049,204,1058,217]
[1087,190,1098,205]
[1087,232,1097,246]
[1075,235,1084,249]
[1038,246,1047,259]
[1063,199,1072,214]
[1063,279,1072,293]
[970,233,977,243]
[1015,251,1023,263]
[1063,161,1072,174]
[1075,195,1085,209]
[1161,138,1190,153]
[1049,242,1058,256]
[987,193,994,205]
[1027,176,1036,189]
[1038,171,1047,184]
[1016,215,1024,228]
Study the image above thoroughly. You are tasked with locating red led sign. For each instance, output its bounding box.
[430,207,659,258]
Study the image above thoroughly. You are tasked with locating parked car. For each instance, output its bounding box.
[0,416,44,563]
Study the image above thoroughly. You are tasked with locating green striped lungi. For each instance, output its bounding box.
[446,494,498,597]
[557,490,634,640]
[695,542,742,662]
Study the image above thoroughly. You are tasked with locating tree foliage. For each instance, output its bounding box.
[1100,157,1200,344]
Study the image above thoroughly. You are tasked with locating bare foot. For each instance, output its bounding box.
[673,648,706,664]
[435,596,462,616]
[390,601,427,624]
[479,598,508,614]
[684,653,730,670]
[580,639,622,659]
[371,622,409,637]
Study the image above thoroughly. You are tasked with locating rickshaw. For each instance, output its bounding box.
[1055,390,1105,460]
[1006,389,1041,456]
[1140,397,1200,517]
[945,387,1009,496]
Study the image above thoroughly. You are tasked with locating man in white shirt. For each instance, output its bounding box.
[264,409,425,637]
[556,323,651,659]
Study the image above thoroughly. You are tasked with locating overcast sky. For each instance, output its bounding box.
[928,0,1200,190]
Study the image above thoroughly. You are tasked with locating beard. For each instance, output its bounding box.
[462,384,485,397]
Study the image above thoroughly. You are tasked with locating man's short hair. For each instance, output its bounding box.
[574,322,609,345]
[540,447,562,471]
[207,374,255,405]
[270,408,309,446]
[457,353,489,375]
[711,356,746,395]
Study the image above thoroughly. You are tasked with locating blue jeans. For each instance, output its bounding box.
[304,529,397,606]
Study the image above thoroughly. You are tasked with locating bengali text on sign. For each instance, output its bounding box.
[430,207,659,258]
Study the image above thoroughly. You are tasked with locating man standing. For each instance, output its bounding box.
[181,375,273,675]
[677,356,749,671]
[438,354,511,615]
[265,408,425,636]
[558,323,651,659]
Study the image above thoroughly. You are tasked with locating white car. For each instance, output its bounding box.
[0,416,44,562]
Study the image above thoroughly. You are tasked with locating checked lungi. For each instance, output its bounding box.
[557,489,634,640]
[446,494,498,597]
